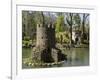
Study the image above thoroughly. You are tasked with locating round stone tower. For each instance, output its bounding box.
[32,23,66,63]
[36,24,49,48]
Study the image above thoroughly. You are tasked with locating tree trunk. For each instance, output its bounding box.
[82,14,85,34]
[81,14,85,43]
[70,13,73,45]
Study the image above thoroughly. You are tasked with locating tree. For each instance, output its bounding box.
[65,13,74,45]
[81,13,89,42]
[55,15,64,32]
[34,11,45,25]
[73,13,81,30]
[22,11,29,37]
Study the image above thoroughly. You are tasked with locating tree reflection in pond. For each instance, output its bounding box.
[22,47,89,68]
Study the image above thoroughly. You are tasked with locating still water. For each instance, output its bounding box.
[22,48,89,68]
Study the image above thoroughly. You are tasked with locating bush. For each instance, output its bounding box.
[24,36,30,41]
[56,31,70,44]
[22,40,32,48]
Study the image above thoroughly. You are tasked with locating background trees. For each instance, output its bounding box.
[22,11,90,47]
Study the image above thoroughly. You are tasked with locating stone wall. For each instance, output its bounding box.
[36,24,48,48]
[36,24,55,48]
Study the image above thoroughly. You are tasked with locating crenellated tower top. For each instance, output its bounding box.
[36,23,55,48]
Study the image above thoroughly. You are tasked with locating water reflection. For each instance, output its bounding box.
[62,48,89,67]
[22,48,89,68]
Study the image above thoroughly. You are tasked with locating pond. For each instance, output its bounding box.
[22,47,89,68]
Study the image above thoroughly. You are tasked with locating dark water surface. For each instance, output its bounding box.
[22,47,89,68]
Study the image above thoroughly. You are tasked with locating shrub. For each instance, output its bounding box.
[24,36,30,41]
[55,31,70,44]
[22,40,32,48]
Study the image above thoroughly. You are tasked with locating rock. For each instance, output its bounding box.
[31,63,34,66]
[28,62,32,66]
